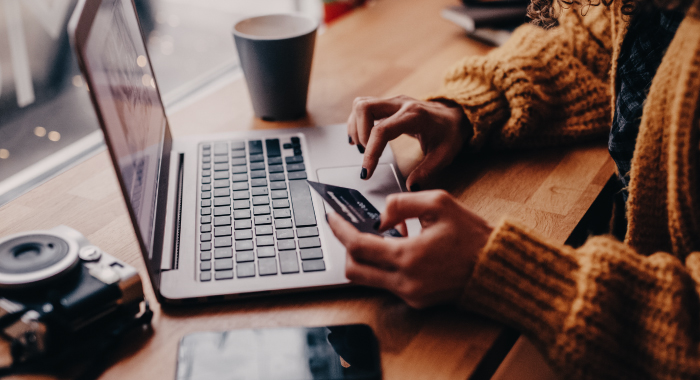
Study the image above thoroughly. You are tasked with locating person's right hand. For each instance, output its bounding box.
[347,95,469,191]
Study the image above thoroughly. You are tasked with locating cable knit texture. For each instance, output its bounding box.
[427,1,700,379]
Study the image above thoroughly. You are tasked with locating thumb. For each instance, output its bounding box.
[406,149,449,191]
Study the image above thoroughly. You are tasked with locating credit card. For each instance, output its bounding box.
[307,180,402,237]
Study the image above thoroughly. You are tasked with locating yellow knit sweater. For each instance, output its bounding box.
[428,1,700,379]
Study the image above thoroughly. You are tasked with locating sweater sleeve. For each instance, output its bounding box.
[427,6,614,150]
[462,219,700,379]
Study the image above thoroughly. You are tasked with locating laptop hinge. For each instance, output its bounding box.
[160,152,184,271]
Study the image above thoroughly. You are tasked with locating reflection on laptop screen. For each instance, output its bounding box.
[83,0,166,258]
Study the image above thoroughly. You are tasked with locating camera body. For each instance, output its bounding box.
[0,226,146,370]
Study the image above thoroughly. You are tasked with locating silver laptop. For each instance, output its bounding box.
[68,0,405,303]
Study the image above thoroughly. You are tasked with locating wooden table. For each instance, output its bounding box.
[0,0,615,378]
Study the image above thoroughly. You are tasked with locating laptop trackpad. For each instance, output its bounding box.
[316,163,402,215]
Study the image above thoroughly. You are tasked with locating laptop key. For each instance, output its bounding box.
[214,155,228,163]
[233,200,250,209]
[200,272,212,281]
[297,227,319,238]
[255,225,273,235]
[231,165,247,174]
[250,162,265,170]
[279,251,300,274]
[234,219,252,229]
[249,140,263,154]
[201,199,211,207]
[200,251,212,261]
[200,242,212,251]
[289,180,317,227]
[201,216,212,224]
[214,216,231,226]
[214,207,230,216]
[202,163,211,170]
[215,259,233,271]
[251,178,267,187]
[285,155,303,164]
[275,219,293,229]
[233,190,250,200]
[271,190,288,199]
[214,143,227,155]
[269,173,285,182]
[232,182,249,190]
[234,210,251,219]
[215,270,234,280]
[214,197,231,207]
[255,215,272,225]
[231,157,247,166]
[278,240,296,250]
[256,236,274,246]
[202,170,211,177]
[214,237,233,248]
[235,230,253,240]
[273,209,291,219]
[270,182,287,190]
[201,224,212,233]
[283,143,292,149]
[236,251,254,262]
[288,171,307,180]
[231,150,246,158]
[249,154,264,162]
[268,165,284,173]
[215,248,233,259]
[268,156,283,165]
[214,227,232,237]
[254,206,271,215]
[258,258,278,276]
[300,248,323,260]
[298,237,321,249]
[232,173,248,182]
[253,196,269,205]
[237,262,255,278]
[291,136,300,145]
[214,179,229,188]
[201,208,211,216]
[302,259,325,272]
[214,188,229,197]
[214,163,228,171]
[231,141,245,150]
[201,177,211,184]
[257,246,276,258]
[235,240,254,251]
[214,171,229,179]
[251,170,266,179]
[273,199,290,208]
[202,184,212,192]
[276,229,294,239]
[201,260,212,270]
[252,187,269,196]
[286,163,305,172]
[265,139,281,157]
[202,156,211,163]
[200,233,212,242]
[202,191,211,200]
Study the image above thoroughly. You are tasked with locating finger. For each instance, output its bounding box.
[361,107,423,179]
[326,212,399,269]
[405,148,453,191]
[378,190,452,231]
[354,97,406,147]
[348,97,368,146]
[345,254,397,289]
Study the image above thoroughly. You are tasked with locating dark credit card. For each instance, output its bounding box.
[307,180,402,238]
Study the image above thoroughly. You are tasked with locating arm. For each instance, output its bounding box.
[428,5,613,150]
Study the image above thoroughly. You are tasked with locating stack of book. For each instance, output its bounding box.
[441,0,529,46]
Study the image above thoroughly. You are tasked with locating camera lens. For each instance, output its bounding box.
[0,234,74,286]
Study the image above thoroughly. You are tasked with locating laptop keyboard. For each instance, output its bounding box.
[197,136,326,282]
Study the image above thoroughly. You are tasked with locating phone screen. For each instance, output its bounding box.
[176,324,381,380]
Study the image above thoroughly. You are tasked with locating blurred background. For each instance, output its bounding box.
[0,0,345,205]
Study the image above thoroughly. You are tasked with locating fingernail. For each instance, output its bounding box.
[373,218,381,231]
[357,144,365,154]
[348,135,353,144]
[409,184,420,192]
[360,167,367,179]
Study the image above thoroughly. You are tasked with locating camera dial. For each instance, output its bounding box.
[0,232,79,288]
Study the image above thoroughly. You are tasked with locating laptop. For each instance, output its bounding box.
[68,0,406,303]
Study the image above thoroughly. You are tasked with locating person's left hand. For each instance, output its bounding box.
[326,190,493,308]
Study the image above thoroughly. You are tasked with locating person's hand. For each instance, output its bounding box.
[327,190,493,308]
[347,95,469,191]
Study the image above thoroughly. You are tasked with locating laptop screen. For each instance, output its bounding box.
[82,0,166,259]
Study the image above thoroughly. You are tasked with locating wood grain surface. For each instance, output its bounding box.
[0,0,614,379]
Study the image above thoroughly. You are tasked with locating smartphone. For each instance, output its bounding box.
[175,324,381,380]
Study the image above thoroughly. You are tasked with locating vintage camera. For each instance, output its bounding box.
[0,226,151,375]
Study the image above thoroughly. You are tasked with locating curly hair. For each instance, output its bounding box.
[527,0,692,28]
